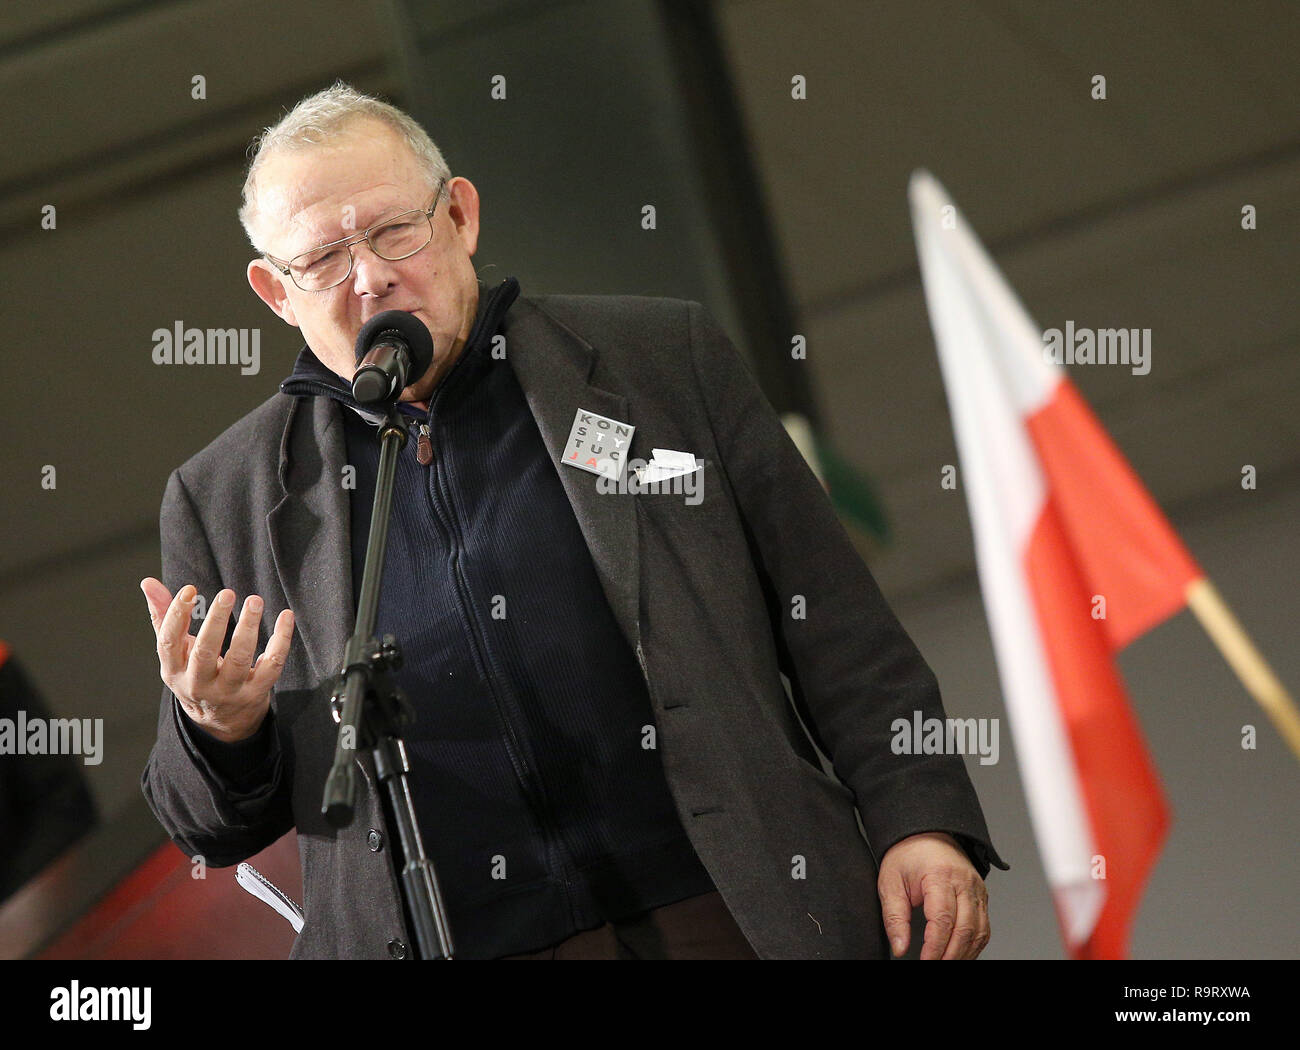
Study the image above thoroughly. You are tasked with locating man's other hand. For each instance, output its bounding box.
[140,578,294,744]
[878,831,990,959]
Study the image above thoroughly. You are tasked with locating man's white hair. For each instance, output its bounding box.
[239,80,451,252]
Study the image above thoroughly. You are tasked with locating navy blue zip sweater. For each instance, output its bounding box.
[191,277,715,957]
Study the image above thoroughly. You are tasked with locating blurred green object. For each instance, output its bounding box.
[813,432,891,545]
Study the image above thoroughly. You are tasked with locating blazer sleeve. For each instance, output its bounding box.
[684,300,1009,877]
[139,468,295,868]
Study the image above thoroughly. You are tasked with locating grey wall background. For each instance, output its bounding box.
[0,0,1295,958]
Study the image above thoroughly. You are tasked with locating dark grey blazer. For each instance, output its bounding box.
[141,293,1006,959]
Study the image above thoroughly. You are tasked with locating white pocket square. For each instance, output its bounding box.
[636,448,699,482]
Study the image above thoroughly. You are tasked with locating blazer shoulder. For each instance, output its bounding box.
[522,292,700,344]
[168,391,297,498]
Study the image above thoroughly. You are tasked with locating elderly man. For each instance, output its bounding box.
[140,83,1007,960]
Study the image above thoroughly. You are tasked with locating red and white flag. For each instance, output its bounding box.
[910,171,1200,959]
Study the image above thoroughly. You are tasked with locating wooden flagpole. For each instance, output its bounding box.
[1185,577,1300,761]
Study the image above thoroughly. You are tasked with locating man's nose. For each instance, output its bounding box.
[349,241,401,295]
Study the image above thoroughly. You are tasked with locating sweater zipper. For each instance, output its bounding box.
[421,370,579,908]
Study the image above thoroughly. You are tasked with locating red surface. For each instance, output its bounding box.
[39,832,303,960]
[1025,379,1201,648]
[1026,501,1172,959]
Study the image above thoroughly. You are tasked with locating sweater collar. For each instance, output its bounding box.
[279,276,521,424]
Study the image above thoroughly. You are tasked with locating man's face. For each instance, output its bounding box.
[246,118,481,404]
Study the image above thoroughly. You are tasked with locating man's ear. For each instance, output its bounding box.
[445,177,481,257]
[247,259,300,327]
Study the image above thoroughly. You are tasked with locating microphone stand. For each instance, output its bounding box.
[320,403,454,960]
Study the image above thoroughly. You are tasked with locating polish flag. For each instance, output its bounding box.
[909,171,1197,958]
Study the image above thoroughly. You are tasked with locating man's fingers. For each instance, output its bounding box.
[220,594,263,681]
[878,877,915,958]
[140,578,173,635]
[250,609,295,692]
[919,880,958,961]
[942,886,982,960]
[972,889,991,957]
[156,584,197,678]
[191,588,234,680]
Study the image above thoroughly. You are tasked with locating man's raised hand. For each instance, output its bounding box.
[140,578,294,744]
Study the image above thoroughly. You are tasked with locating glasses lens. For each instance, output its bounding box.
[290,245,351,290]
[370,211,433,261]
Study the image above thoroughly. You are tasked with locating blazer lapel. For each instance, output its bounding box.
[502,297,642,655]
[266,393,354,686]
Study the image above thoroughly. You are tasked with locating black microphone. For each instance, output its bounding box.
[351,310,436,406]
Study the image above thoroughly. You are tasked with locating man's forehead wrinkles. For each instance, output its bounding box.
[256,127,426,254]
[274,181,419,255]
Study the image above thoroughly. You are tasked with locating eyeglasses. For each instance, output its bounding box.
[263,178,448,291]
